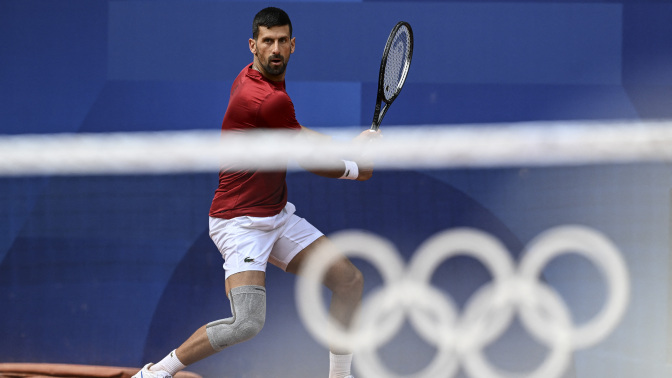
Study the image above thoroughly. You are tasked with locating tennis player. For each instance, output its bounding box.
[133,7,379,378]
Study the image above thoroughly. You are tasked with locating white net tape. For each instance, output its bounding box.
[0,119,671,176]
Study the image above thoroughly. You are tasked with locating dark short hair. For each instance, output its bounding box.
[252,7,292,39]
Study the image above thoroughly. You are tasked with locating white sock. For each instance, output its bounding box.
[151,349,186,375]
[329,351,353,378]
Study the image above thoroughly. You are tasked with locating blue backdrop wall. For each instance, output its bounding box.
[2,1,672,377]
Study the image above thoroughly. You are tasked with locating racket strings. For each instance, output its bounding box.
[383,26,411,101]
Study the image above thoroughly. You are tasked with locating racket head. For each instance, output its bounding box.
[379,21,414,104]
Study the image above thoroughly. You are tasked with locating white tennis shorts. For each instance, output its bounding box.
[209,202,324,280]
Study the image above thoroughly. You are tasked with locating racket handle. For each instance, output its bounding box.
[370,123,380,131]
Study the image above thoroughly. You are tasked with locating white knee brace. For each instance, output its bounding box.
[206,285,266,352]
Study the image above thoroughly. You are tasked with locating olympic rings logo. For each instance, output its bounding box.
[295,226,630,378]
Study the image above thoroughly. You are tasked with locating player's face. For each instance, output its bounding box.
[249,25,295,81]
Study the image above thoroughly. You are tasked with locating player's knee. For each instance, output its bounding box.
[206,285,266,352]
[333,264,364,298]
[349,267,364,295]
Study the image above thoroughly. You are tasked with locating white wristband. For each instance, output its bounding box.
[339,160,359,180]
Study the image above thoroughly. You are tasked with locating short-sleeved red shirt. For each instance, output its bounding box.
[209,64,301,219]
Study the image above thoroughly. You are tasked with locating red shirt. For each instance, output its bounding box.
[209,64,301,219]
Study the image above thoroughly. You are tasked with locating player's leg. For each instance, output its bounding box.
[174,270,266,366]
[286,236,363,335]
[265,205,364,333]
[133,212,278,378]
[136,271,267,378]
[133,278,268,378]
[285,236,363,378]
[267,210,362,378]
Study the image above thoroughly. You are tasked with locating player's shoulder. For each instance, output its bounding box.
[260,87,293,114]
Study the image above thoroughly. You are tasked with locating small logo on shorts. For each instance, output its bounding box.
[244,257,255,263]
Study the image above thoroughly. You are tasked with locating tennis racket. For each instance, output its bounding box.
[370,21,414,131]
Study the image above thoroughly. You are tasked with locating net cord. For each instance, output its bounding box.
[0,120,671,176]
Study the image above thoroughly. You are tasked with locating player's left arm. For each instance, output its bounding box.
[297,126,379,181]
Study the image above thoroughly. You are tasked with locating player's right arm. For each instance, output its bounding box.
[297,126,379,181]
[259,90,379,180]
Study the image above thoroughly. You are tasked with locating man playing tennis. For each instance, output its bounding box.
[133,7,379,378]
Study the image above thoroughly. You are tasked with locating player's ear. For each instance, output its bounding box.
[290,37,296,54]
[249,38,257,54]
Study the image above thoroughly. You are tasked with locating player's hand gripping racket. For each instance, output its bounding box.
[370,21,414,131]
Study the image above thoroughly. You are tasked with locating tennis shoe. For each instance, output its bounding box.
[131,363,172,378]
